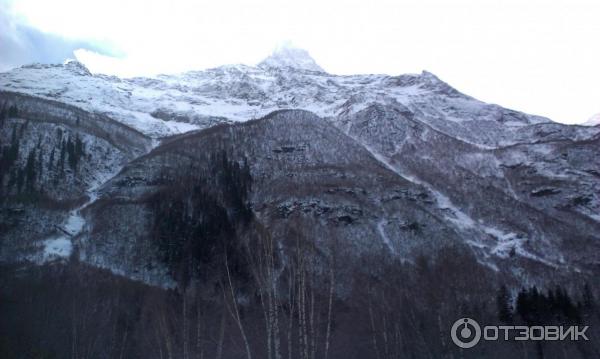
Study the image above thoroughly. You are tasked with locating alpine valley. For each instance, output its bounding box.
[1,47,599,358]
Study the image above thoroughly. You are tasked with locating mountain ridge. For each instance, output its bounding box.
[1,50,598,285]
[3,50,579,147]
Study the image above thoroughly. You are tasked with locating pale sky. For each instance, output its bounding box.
[1,0,599,124]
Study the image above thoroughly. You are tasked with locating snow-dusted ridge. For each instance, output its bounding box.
[4,49,593,147]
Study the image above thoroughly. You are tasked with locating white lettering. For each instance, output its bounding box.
[575,326,589,341]
[545,326,559,340]
[530,326,544,340]
[514,326,529,341]
[484,326,498,340]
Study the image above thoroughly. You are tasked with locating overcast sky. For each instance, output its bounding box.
[1,0,598,124]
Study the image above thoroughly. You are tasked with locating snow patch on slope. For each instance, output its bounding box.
[377,219,395,253]
[41,237,73,262]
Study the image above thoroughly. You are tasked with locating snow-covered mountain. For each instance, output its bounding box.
[1,46,599,359]
[5,47,594,146]
[1,47,599,282]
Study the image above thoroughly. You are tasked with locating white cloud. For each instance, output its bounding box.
[4,0,600,124]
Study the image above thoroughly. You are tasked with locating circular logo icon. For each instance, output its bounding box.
[451,318,481,349]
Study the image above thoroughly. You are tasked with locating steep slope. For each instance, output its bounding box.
[80,110,468,286]
[77,109,599,288]
[0,91,152,262]
[337,103,600,277]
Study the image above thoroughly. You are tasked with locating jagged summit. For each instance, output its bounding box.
[64,60,92,76]
[258,45,324,72]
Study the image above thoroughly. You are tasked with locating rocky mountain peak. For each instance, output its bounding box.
[64,59,92,76]
[258,45,324,72]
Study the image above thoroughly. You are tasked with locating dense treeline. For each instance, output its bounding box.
[497,284,596,325]
[0,108,87,201]
[149,150,252,283]
[2,249,598,358]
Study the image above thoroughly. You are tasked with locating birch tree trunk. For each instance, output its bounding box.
[224,253,252,359]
